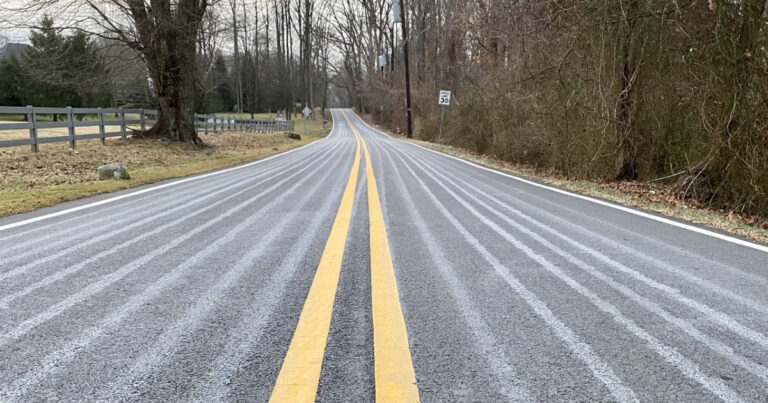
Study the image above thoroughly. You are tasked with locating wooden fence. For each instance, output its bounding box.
[0,106,293,152]
[193,114,294,135]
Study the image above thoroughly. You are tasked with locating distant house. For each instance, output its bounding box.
[0,43,31,62]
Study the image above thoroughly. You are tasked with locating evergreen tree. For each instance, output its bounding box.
[213,53,234,111]
[0,58,22,106]
[21,16,112,108]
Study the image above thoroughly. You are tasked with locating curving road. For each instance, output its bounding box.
[1,109,767,402]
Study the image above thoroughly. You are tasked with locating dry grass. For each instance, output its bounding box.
[0,117,330,217]
[220,109,333,138]
[0,120,126,141]
[219,112,277,120]
[410,140,768,245]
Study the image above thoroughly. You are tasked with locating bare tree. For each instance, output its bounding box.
[229,0,244,113]
[1,0,214,144]
[329,0,768,217]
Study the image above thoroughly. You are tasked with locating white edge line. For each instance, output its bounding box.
[351,111,768,255]
[0,113,337,233]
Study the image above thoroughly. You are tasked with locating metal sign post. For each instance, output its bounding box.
[302,106,312,138]
[438,90,451,143]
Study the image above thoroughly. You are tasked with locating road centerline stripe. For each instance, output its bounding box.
[269,119,361,403]
[343,111,421,403]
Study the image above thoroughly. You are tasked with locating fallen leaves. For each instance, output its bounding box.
[406,138,768,245]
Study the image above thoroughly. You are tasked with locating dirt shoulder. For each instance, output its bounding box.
[0,117,329,217]
[358,116,768,245]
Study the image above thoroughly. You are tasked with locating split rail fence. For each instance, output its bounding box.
[194,114,294,135]
[0,106,294,152]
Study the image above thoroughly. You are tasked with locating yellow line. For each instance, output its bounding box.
[343,111,421,403]
[269,123,361,403]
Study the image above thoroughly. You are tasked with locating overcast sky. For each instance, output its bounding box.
[0,1,133,44]
[0,0,350,62]
[0,0,36,43]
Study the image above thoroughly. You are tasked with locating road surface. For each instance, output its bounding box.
[1,109,767,402]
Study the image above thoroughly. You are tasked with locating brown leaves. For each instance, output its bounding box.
[598,180,768,231]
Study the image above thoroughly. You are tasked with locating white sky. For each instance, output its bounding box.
[1,0,349,67]
[0,0,104,43]
[1,0,348,45]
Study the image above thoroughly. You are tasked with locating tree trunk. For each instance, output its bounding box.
[146,43,199,143]
[231,0,243,114]
[303,0,313,110]
[616,0,639,180]
[399,0,413,138]
[127,0,206,144]
[172,40,198,143]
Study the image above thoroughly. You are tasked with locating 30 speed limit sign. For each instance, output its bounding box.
[438,90,451,106]
[437,90,451,143]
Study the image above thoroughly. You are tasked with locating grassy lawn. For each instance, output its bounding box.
[0,113,331,217]
[0,114,102,122]
[0,113,143,141]
[219,112,278,120]
[219,110,332,138]
[0,122,125,141]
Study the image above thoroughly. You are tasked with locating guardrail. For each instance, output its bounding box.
[0,106,294,152]
[194,114,294,134]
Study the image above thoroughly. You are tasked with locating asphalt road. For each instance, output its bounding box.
[1,109,767,402]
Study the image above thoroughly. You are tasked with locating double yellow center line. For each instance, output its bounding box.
[269,111,420,403]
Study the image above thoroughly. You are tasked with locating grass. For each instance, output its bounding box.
[0,114,103,122]
[0,121,125,141]
[358,116,768,245]
[293,113,333,139]
[0,112,331,217]
[219,109,333,138]
[415,141,768,245]
[219,112,277,120]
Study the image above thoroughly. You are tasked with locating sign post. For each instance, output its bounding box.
[302,106,312,138]
[437,90,451,143]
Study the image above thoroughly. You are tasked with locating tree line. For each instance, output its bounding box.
[198,0,334,119]
[0,0,335,143]
[0,17,114,112]
[334,0,768,217]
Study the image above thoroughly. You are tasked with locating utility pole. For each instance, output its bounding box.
[398,0,413,139]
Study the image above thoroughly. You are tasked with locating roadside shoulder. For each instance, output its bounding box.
[356,115,768,247]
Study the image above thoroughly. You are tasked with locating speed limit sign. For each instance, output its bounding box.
[437,90,451,143]
[438,90,451,106]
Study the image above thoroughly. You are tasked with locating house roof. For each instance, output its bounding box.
[0,43,31,62]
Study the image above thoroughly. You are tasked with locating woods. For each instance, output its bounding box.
[0,0,335,143]
[197,0,334,119]
[1,1,767,217]
[334,0,768,217]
